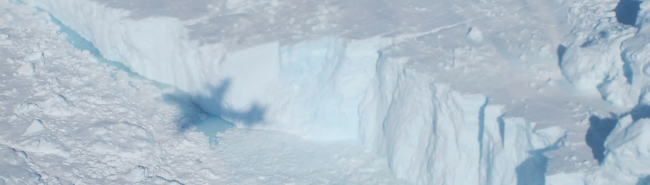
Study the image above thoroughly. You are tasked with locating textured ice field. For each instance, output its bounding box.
[2,0,650,184]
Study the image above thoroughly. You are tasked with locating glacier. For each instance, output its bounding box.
[25,0,395,140]
[19,0,650,184]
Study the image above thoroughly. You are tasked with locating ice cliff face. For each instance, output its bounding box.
[25,0,569,184]
[191,37,393,140]
[360,57,566,184]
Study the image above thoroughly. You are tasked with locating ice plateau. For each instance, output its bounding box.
[6,0,650,184]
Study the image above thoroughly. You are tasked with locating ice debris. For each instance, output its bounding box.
[22,119,44,136]
[467,27,484,43]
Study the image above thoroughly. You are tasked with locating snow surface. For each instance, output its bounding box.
[4,0,650,184]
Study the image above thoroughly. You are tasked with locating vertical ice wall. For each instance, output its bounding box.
[359,57,566,185]
[24,0,568,184]
[24,0,224,94]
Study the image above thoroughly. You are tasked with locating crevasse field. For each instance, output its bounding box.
[1,0,650,184]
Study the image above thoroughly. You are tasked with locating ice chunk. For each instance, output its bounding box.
[16,63,35,76]
[602,118,650,177]
[124,166,148,182]
[560,44,622,91]
[559,29,641,109]
[26,53,43,61]
[14,102,39,115]
[467,27,484,43]
[22,119,44,136]
[38,94,77,117]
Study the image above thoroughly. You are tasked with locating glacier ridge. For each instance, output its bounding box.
[24,0,569,184]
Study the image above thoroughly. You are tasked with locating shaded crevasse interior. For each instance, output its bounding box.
[24,0,568,184]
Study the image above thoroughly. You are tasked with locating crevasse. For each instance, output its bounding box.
[24,0,567,184]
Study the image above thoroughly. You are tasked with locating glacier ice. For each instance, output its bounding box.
[26,0,395,140]
[559,0,650,111]
[16,62,35,76]
[603,117,650,179]
[359,56,566,184]
[18,0,615,184]
[466,27,484,43]
[325,62,565,183]
[559,26,638,109]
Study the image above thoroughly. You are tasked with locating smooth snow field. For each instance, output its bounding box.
[2,0,650,184]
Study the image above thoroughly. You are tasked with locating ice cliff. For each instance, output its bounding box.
[360,57,566,184]
[24,0,569,184]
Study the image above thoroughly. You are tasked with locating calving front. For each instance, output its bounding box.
[21,0,601,184]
